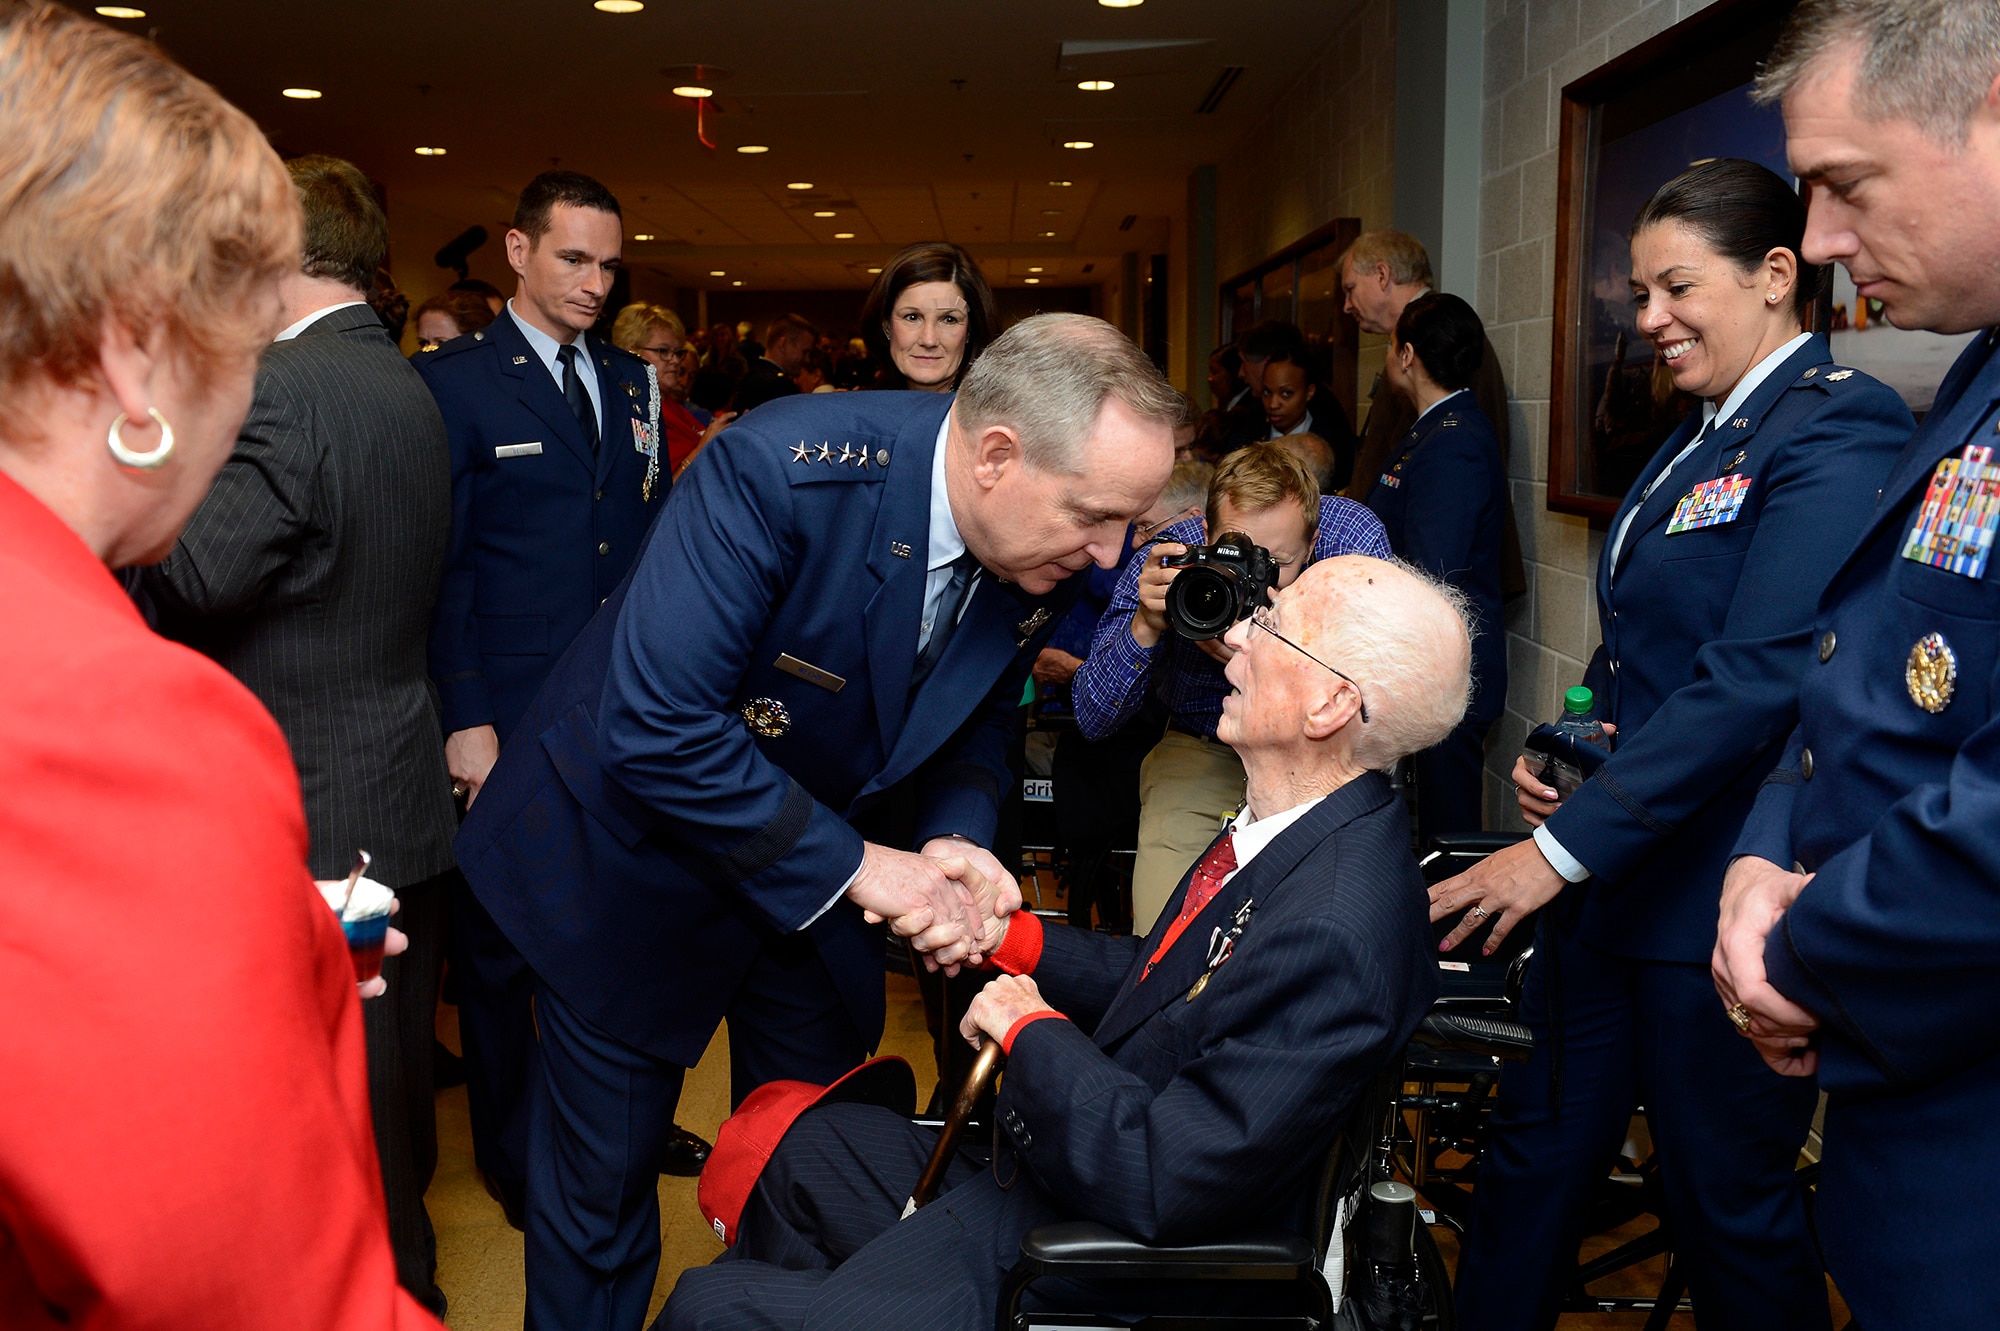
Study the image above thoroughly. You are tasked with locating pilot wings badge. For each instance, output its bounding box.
[1015,607,1052,648]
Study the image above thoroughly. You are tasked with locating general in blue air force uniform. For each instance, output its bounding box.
[1727,329,2000,1327]
[1436,158,1912,1331]
[453,314,1179,1329]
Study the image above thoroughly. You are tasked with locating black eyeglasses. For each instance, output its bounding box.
[1134,505,1202,543]
[1248,603,1370,723]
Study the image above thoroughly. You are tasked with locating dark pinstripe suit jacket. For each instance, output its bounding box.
[146,304,458,887]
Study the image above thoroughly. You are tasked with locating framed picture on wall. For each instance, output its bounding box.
[1549,0,1798,520]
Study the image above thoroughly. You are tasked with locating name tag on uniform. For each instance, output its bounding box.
[1902,443,2000,579]
[774,652,845,693]
[495,441,543,459]
[1666,474,1751,534]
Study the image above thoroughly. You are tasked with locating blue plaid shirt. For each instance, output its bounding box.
[1072,496,1392,741]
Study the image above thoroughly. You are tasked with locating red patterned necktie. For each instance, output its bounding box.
[1141,832,1237,981]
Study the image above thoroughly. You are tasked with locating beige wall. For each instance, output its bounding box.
[1473,0,1720,826]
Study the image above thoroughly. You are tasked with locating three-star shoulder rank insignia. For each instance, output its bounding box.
[1015,607,1052,647]
[790,441,812,464]
[1826,369,1855,382]
[815,442,833,463]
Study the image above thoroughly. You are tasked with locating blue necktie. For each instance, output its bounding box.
[911,552,979,697]
[557,344,599,454]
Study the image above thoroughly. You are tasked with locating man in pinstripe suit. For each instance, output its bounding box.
[144,155,457,1317]
[661,556,1460,1331]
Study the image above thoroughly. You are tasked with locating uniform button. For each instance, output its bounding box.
[1800,747,1815,780]
[1819,630,1837,663]
[595,489,604,501]
[597,541,611,556]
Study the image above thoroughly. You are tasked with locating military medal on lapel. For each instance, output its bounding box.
[1015,607,1052,648]
[1906,632,1957,713]
[741,697,791,737]
[1188,898,1255,1002]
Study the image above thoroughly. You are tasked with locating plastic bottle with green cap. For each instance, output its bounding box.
[1521,686,1609,800]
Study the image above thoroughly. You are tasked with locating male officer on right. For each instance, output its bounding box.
[1714,4,2000,1325]
[417,169,673,1225]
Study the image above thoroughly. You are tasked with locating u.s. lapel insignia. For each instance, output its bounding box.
[790,442,811,464]
[1015,606,1052,647]
[1732,418,1751,429]
[512,355,529,365]
[1906,632,1957,713]
[1826,369,1855,382]
[741,697,792,737]
[890,540,912,558]
[815,442,833,463]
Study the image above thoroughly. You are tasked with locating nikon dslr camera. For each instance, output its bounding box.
[1161,531,1279,641]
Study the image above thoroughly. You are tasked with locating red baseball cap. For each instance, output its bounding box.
[697,1055,917,1245]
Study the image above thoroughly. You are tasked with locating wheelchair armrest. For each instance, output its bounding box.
[1016,1220,1313,1281]
[1414,1011,1535,1063]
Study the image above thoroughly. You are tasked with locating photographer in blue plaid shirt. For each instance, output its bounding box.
[1072,443,1391,931]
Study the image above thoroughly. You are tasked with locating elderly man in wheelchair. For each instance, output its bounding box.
[659,555,1470,1331]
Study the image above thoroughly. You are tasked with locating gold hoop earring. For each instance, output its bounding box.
[107,406,175,470]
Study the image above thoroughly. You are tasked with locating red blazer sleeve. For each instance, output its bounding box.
[0,500,435,1330]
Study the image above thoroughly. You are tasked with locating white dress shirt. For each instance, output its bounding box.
[1536,330,1814,883]
[272,300,368,343]
[1217,792,1329,889]
[508,299,604,429]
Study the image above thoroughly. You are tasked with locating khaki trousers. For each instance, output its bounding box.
[1131,729,1247,934]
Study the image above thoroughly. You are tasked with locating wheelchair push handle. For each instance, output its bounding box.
[904,1038,1004,1216]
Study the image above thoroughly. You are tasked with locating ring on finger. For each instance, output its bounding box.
[1468,905,1489,921]
[1725,1003,1753,1034]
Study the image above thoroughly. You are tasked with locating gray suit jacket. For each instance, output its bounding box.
[146,304,458,887]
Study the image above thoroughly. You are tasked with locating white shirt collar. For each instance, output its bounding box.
[273,300,368,343]
[927,408,965,573]
[1222,792,1330,882]
[1413,387,1470,429]
[1268,413,1313,439]
[1703,331,1814,429]
[508,299,603,424]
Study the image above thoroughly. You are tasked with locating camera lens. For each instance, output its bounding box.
[1166,565,1240,640]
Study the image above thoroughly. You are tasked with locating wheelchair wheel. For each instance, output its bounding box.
[1414,1219,1455,1331]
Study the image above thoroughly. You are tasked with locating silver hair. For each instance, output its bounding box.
[1755,0,2000,146]
[1160,459,1214,514]
[1312,558,1474,772]
[952,312,1185,473]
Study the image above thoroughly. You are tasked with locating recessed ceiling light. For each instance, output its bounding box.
[1099,0,1144,7]
[736,144,769,154]
[731,280,744,286]
[867,267,883,274]
[1041,208,1063,216]
[414,146,447,156]
[1039,230,1057,237]
[1061,140,1094,150]
[94,5,145,17]
[282,88,322,100]
[786,182,814,191]
[632,233,655,241]
[1048,180,1073,187]
[833,232,855,239]
[709,270,726,277]
[671,85,713,98]
[1028,266,1044,273]
[1078,80,1116,92]
[812,210,836,218]
[593,0,643,12]
[1025,278,1041,285]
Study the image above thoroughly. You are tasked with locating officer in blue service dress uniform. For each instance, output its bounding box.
[454,313,1179,1329]
[1432,159,1911,1331]
[415,172,669,1225]
[1364,291,1508,838]
[1713,8,2000,1322]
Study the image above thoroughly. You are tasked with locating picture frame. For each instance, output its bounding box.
[1547,0,1797,520]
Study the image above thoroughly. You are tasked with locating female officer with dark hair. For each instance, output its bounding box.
[1364,292,1507,837]
[857,241,998,391]
[1429,158,1914,1329]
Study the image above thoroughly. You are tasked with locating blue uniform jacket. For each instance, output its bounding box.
[417,311,667,740]
[1548,336,1909,963]
[1362,392,1509,728]
[452,392,1074,1064]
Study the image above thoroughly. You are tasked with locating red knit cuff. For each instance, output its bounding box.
[1000,1009,1067,1055]
[988,910,1044,976]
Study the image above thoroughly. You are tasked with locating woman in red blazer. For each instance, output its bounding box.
[0,6,437,1327]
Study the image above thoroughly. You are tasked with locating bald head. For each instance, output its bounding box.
[1245,556,1473,774]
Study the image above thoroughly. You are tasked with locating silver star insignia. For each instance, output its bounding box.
[855,448,870,469]
[815,442,833,464]
[790,442,811,464]
[837,443,855,466]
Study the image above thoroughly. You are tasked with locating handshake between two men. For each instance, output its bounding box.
[845,837,1020,975]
